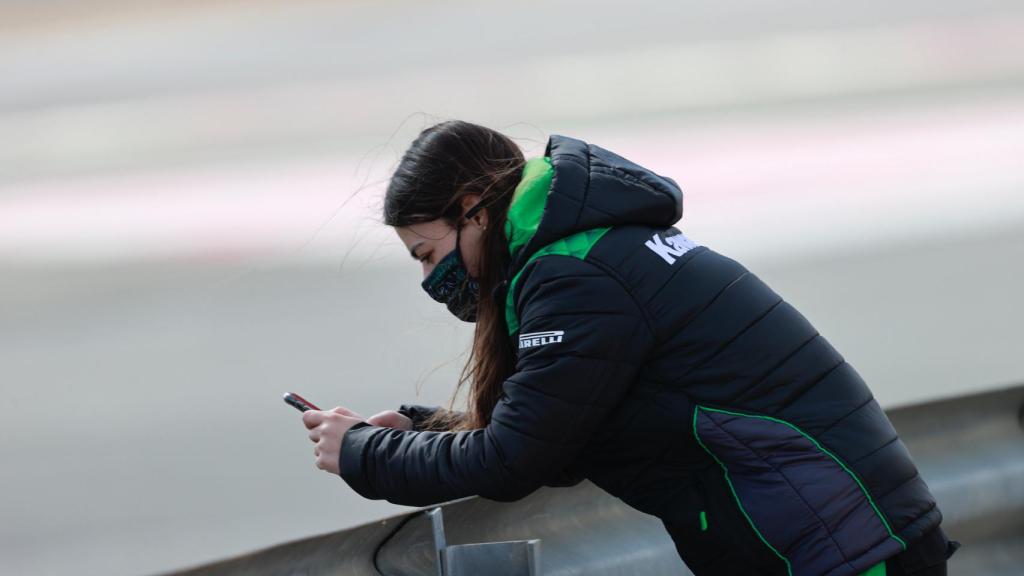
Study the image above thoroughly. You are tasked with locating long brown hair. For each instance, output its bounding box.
[383,120,525,431]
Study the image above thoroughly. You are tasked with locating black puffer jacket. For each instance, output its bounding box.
[340,134,955,575]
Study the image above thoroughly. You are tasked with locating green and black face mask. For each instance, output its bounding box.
[420,203,484,322]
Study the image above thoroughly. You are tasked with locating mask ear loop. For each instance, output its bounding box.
[455,199,487,265]
[463,200,486,224]
[454,200,485,296]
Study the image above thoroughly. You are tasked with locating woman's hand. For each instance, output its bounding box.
[303,406,366,475]
[302,407,414,475]
[365,410,413,430]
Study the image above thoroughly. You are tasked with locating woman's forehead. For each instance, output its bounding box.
[396,219,453,244]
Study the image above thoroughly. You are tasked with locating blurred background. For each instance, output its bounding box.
[2,0,1022,574]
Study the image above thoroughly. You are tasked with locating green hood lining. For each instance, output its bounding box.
[502,155,611,335]
[504,155,553,259]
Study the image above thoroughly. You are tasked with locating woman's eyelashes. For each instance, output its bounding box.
[410,245,429,264]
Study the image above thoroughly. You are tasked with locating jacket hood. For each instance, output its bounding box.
[503,134,683,278]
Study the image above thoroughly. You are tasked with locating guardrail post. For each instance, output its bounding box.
[443,540,541,576]
[426,507,542,576]
[426,507,447,576]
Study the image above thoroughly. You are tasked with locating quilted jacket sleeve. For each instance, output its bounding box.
[338,256,654,506]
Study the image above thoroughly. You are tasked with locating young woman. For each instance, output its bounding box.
[301,120,961,575]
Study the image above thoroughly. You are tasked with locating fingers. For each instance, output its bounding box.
[302,410,325,429]
[303,406,361,429]
[300,410,359,475]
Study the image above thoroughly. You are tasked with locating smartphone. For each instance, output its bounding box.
[283,392,322,413]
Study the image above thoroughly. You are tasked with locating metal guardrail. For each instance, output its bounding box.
[162,383,1024,576]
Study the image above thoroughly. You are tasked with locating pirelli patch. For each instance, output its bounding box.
[518,330,564,350]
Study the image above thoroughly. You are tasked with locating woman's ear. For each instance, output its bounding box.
[460,194,488,228]
[474,207,489,229]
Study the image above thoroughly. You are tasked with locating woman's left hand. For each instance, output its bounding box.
[303,406,366,475]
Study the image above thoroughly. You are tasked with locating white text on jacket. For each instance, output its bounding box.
[518,330,565,350]
[645,231,698,265]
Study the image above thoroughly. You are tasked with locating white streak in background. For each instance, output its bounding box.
[0,159,396,264]
[0,98,1022,265]
[611,100,1024,263]
[3,12,1024,182]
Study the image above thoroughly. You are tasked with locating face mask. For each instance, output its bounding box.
[420,205,484,322]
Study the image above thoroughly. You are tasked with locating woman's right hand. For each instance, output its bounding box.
[365,410,414,430]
